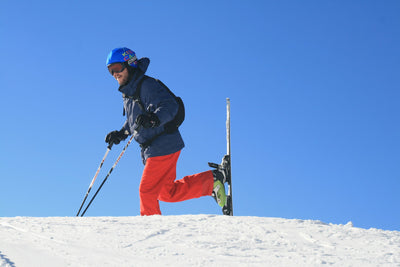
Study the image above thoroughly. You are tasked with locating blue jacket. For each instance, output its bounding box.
[119,58,185,164]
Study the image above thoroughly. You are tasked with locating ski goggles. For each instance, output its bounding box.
[108,62,126,75]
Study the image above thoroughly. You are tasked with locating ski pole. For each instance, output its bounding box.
[80,135,135,217]
[76,143,113,216]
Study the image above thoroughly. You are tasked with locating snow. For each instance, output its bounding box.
[0,215,399,267]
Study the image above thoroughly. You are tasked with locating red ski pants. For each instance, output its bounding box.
[139,150,214,216]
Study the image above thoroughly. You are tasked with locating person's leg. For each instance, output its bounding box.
[140,150,215,215]
[159,170,214,203]
[139,151,181,215]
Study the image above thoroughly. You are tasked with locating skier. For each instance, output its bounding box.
[104,47,227,216]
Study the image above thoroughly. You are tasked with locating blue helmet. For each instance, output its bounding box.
[106,47,138,67]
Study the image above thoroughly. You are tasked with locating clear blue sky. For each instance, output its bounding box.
[1,1,399,230]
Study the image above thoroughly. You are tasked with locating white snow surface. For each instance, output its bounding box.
[0,215,399,267]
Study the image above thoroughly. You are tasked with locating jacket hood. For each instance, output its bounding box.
[118,57,150,96]
[136,57,150,73]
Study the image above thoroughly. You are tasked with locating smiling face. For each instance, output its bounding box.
[108,62,131,86]
[113,67,130,86]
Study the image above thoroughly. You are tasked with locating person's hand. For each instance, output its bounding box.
[135,113,160,129]
[105,129,129,146]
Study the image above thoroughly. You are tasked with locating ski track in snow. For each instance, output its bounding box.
[0,215,399,267]
[0,250,15,267]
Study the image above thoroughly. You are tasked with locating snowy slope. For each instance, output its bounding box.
[0,215,399,267]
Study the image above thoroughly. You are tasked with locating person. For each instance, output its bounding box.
[104,47,227,216]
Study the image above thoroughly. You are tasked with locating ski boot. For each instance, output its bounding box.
[212,170,227,207]
[209,155,232,215]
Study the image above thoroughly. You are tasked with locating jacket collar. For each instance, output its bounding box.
[118,57,150,96]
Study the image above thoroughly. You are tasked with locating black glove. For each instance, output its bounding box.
[105,129,129,146]
[135,113,160,129]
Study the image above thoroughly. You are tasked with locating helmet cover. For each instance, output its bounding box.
[106,47,137,67]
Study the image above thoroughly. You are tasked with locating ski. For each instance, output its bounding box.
[208,98,233,216]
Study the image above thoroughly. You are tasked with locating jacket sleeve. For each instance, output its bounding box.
[141,78,178,127]
[121,119,131,135]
